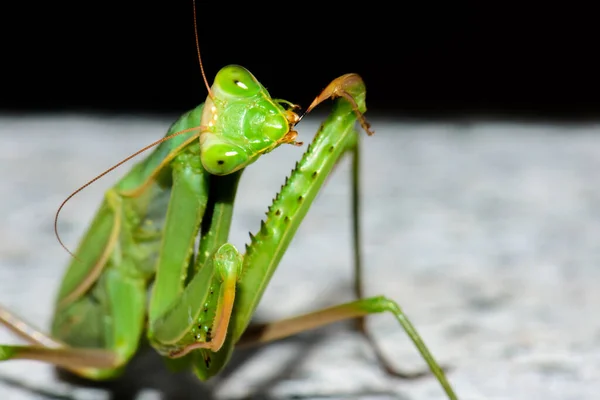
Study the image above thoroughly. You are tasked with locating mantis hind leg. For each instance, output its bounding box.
[0,267,146,380]
[236,296,458,400]
[0,305,117,374]
[349,140,439,380]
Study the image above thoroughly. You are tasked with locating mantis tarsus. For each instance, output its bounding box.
[0,3,459,399]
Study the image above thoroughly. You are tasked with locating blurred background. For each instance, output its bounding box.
[1,2,600,400]
[3,2,598,119]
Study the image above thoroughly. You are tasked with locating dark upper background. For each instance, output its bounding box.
[3,3,598,120]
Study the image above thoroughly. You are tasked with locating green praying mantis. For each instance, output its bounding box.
[0,2,459,399]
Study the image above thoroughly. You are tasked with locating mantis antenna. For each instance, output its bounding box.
[193,0,214,100]
[53,127,204,259]
[54,1,216,258]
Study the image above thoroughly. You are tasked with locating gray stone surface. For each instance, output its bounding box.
[0,114,599,400]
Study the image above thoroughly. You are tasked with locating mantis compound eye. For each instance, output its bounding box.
[200,133,249,175]
[214,65,262,98]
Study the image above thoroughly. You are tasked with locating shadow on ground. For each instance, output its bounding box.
[1,284,419,400]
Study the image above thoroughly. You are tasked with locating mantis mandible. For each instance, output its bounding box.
[0,2,458,399]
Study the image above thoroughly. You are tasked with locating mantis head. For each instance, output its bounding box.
[199,65,301,176]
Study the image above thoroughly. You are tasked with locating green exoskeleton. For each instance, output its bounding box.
[0,3,459,399]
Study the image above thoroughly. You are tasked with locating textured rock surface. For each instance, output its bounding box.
[1,115,599,399]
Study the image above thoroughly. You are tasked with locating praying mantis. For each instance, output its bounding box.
[0,2,459,399]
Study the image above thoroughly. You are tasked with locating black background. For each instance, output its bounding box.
[3,2,598,120]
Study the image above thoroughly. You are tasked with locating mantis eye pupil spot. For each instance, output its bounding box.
[217,160,224,165]
[234,80,248,90]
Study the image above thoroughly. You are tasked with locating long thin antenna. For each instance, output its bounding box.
[56,2,213,259]
[54,126,203,259]
[193,0,214,100]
